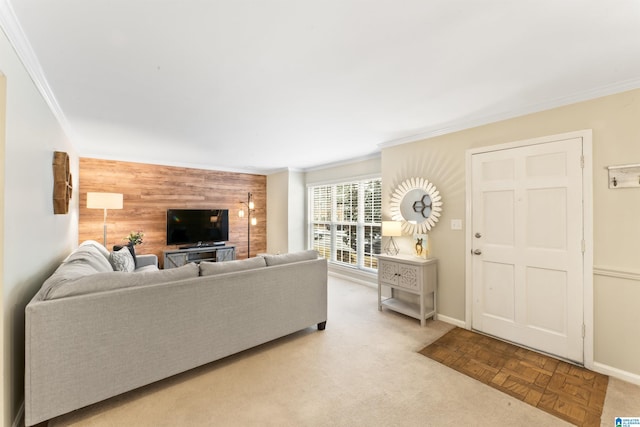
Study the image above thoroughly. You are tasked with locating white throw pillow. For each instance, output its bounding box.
[109,247,135,272]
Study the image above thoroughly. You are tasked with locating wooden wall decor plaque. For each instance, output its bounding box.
[53,151,73,214]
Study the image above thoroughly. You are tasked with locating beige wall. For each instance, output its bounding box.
[287,171,306,253]
[0,71,5,427]
[382,89,640,378]
[1,28,79,426]
[267,170,307,255]
[267,171,289,254]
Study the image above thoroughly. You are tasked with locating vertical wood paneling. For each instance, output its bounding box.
[79,158,266,266]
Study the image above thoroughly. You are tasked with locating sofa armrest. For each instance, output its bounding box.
[136,254,158,268]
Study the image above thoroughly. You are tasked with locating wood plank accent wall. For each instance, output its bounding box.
[79,158,266,266]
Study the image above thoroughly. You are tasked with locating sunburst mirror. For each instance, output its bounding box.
[389,177,442,234]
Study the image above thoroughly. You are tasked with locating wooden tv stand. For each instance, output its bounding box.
[163,245,236,269]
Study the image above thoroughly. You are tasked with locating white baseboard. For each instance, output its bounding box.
[592,362,640,386]
[328,269,377,288]
[13,401,24,427]
[436,314,466,328]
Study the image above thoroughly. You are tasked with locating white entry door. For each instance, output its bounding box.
[470,136,585,363]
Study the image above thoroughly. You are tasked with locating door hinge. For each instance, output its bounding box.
[581,239,586,253]
[582,324,586,338]
[580,155,585,169]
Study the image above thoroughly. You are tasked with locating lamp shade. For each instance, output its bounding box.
[86,192,123,210]
[382,221,402,237]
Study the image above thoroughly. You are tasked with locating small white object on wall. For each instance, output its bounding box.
[607,163,640,189]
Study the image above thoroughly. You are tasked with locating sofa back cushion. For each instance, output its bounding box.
[199,256,266,276]
[44,262,200,300]
[262,250,318,266]
[63,243,113,272]
[37,242,114,299]
[77,240,111,260]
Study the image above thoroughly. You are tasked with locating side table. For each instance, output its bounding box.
[377,254,437,326]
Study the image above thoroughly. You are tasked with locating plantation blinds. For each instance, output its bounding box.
[309,178,382,271]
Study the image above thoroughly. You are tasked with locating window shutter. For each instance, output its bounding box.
[309,178,382,271]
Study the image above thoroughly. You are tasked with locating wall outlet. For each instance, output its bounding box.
[451,219,463,230]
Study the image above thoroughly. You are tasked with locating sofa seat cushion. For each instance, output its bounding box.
[44,262,199,300]
[199,256,266,276]
[262,250,318,266]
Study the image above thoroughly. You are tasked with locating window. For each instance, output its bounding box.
[309,178,382,270]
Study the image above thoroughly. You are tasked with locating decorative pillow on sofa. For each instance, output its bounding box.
[44,262,200,300]
[109,247,135,272]
[113,243,137,267]
[262,250,319,266]
[199,256,266,276]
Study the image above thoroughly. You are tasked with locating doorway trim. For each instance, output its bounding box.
[464,129,593,369]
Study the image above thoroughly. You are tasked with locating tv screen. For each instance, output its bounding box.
[166,209,229,246]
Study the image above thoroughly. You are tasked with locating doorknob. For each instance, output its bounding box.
[475,232,482,238]
[473,249,482,255]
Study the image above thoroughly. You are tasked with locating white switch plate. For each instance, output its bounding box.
[451,219,463,230]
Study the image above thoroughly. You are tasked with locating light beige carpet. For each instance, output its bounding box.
[45,276,640,426]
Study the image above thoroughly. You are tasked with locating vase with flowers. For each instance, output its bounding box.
[125,231,144,246]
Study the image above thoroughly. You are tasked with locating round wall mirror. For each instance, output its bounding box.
[389,177,442,234]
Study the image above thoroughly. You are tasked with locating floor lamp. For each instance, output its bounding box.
[238,192,256,258]
[87,192,123,247]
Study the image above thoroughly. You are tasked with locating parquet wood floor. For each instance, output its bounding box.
[419,327,608,426]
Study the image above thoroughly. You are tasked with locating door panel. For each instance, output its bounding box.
[527,187,567,250]
[482,262,515,321]
[471,137,584,363]
[484,190,514,246]
[525,266,567,334]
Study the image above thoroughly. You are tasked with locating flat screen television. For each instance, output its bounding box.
[166,209,229,247]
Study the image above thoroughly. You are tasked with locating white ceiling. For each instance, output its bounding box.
[3,1,640,173]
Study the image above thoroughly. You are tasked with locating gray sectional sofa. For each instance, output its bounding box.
[25,241,327,426]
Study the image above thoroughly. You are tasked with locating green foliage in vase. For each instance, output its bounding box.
[125,231,144,245]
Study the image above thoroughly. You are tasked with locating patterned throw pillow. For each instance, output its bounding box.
[109,247,135,272]
[113,243,137,267]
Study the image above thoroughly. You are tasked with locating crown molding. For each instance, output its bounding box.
[302,150,381,173]
[379,77,640,150]
[80,153,273,176]
[0,0,73,139]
